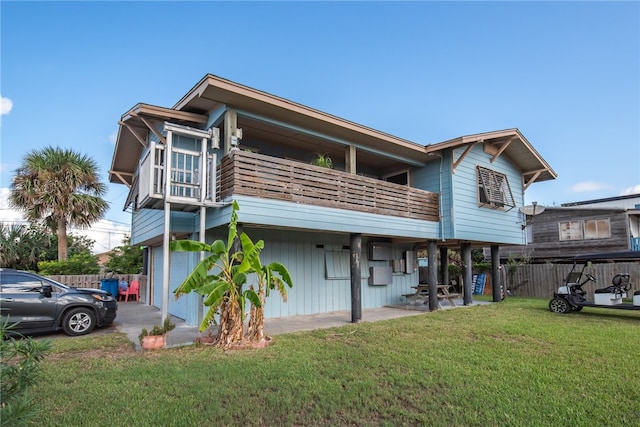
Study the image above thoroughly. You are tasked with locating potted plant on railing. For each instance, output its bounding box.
[311,153,333,169]
[138,317,176,350]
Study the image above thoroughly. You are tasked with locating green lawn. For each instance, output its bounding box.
[35,298,639,426]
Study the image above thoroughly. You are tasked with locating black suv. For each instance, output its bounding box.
[0,269,118,336]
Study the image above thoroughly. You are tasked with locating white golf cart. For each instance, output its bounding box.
[549,252,640,314]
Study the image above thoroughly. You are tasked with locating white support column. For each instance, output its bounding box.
[198,134,208,325]
[161,130,173,322]
[198,205,206,325]
[200,137,207,204]
[161,202,171,322]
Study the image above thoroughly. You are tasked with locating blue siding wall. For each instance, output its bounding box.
[131,209,197,246]
[168,251,190,320]
[450,145,525,244]
[150,246,196,322]
[413,152,454,239]
[152,246,163,308]
[239,228,419,318]
[158,227,420,325]
[210,196,440,240]
[133,195,441,247]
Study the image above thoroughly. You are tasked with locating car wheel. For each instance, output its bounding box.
[62,308,96,336]
[549,297,571,314]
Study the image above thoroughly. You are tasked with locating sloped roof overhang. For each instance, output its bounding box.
[426,128,557,188]
[172,74,431,166]
[109,103,208,186]
[110,75,556,190]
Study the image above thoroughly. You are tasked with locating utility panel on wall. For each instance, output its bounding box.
[404,251,415,274]
[368,242,392,260]
[369,266,393,285]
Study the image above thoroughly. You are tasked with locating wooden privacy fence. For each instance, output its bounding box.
[48,274,147,292]
[505,262,640,298]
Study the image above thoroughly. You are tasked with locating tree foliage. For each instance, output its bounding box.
[0,224,49,271]
[40,234,95,262]
[37,252,100,275]
[9,146,108,261]
[0,223,95,271]
[105,236,143,274]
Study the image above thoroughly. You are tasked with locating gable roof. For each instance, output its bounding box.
[110,103,208,186]
[110,75,556,189]
[173,74,430,163]
[427,128,557,185]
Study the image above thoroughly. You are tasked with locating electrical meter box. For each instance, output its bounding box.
[368,242,392,260]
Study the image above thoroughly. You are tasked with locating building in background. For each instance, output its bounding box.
[500,194,640,263]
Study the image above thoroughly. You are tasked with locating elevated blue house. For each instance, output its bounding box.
[109,74,557,325]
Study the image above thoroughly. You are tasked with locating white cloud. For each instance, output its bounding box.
[0,187,130,254]
[0,187,25,223]
[108,130,118,145]
[569,181,615,193]
[621,184,640,195]
[1,95,13,115]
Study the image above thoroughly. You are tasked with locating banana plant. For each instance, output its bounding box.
[241,232,293,342]
[170,201,262,347]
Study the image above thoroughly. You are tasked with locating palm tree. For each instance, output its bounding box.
[9,146,108,260]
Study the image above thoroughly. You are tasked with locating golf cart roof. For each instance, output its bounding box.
[573,251,640,262]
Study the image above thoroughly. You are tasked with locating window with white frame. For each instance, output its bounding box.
[559,218,611,241]
[477,166,515,209]
[170,148,200,199]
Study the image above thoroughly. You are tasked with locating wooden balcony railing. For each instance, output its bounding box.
[219,150,439,222]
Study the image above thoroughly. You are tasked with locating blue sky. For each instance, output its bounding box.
[1,1,639,252]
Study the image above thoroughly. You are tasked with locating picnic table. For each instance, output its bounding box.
[402,284,461,308]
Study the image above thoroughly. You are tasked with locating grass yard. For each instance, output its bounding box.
[34,298,639,426]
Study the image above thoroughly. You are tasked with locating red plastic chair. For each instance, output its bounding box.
[123,280,140,302]
[118,285,128,302]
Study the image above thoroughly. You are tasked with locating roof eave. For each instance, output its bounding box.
[173,74,430,160]
[110,103,209,185]
[426,128,557,183]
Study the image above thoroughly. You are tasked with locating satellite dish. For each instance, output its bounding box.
[520,204,546,216]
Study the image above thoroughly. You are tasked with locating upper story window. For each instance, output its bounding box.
[477,166,515,209]
[559,218,611,241]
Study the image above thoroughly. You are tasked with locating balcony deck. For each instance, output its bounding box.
[219,150,439,222]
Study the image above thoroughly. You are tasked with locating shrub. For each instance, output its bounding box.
[105,237,143,274]
[0,319,51,426]
[37,252,100,275]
